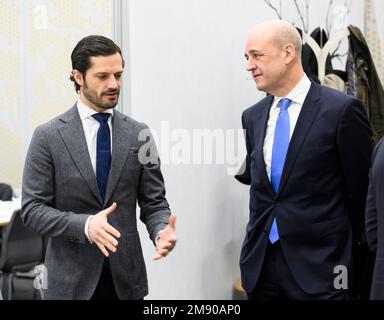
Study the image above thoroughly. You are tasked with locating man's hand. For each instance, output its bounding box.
[88,202,121,257]
[153,214,177,260]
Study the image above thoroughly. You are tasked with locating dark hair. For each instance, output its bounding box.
[69,35,125,93]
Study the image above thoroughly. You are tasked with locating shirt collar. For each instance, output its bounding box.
[76,98,114,121]
[274,73,311,106]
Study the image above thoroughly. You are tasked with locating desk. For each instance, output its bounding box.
[233,279,247,300]
[0,199,21,226]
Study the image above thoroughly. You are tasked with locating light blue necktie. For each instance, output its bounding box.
[269,98,292,243]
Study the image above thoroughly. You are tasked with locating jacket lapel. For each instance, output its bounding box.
[276,82,322,195]
[57,104,102,204]
[103,110,135,205]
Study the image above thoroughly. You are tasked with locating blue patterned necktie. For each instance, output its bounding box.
[92,113,111,203]
[269,98,292,243]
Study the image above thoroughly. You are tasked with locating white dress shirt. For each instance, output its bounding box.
[263,74,312,180]
[77,98,113,172]
[76,98,114,240]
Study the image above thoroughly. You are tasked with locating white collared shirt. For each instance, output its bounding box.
[77,98,114,240]
[263,74,312,180]
[76,98,114,173]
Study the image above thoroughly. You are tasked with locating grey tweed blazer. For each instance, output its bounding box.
[21,104,171,299]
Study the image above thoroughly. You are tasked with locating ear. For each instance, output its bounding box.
[72,70,84,87]
[283,43,296,64]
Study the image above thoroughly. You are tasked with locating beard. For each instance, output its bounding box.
[82,81,120,110]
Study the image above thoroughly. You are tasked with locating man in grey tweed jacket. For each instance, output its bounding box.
[21,35,176,300]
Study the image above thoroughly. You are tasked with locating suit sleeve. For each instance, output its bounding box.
[21,126,89,244]
[365,138,384,252]
[234,112,252,185]
[337,98,373,245]
[137,125,171,244]
[365,169,377,252]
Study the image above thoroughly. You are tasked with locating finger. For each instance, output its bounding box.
[102,231,119,248]
[96,232,118,252]
[152,249,168,260]
[152,254,162,260]
[168,236,177,245]
[101,202,118,217]
[104,223,121,239]
[95,242,109,257]
[152,254,163,260]
[153,248,169,260]
[103,240,117,253]
[157,242,174,251]
[158,235,177,246]
[168,214,176,230]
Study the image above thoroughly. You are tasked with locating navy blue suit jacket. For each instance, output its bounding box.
[366,137,384,299]
[241,81,373,294]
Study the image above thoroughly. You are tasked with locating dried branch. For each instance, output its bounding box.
[332,52,348,59]
[345,0,351,17]
[331,41,343,58]
[325,0,334,36]
[305,0,310,32]
[332,51,348,65]
[328,0,351,63]
[293,0,308,32]
[330,38,348,65]
[264,0,282,19]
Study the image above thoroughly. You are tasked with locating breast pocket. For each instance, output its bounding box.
[126,153,140,165]
[126,146,140,165]
[298,144,336,175]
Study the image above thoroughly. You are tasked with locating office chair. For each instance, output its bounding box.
[0,182,13,241]
[0,209,44,300]
[0,183,13,201]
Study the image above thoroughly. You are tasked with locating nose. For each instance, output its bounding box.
[107,75,119,89]
[246,58,256,72]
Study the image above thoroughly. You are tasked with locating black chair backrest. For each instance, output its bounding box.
[0,183,13,201]
[0,210,43,272]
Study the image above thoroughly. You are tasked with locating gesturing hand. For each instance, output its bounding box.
[153,214,177,260]
[88,202,121,257]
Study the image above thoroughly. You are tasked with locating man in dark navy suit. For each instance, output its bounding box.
[366,138,384,300]
[240,20,373,299]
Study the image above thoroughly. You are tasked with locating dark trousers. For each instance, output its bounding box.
[91,266,119,300]
[247,241,348,300]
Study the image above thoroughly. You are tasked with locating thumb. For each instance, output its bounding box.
[101,202,117,217]
[167,214,176,230]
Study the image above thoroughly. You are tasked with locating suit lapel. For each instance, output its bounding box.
[57,104,102,204]
[254,95,276,195]
[276,82,322,195]
[104,110,135,205]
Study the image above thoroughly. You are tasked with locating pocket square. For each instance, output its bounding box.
[129,147,139,154]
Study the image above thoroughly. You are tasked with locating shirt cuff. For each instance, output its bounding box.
[84,215,94,243]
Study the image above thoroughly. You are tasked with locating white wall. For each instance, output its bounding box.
[122,0,364,299]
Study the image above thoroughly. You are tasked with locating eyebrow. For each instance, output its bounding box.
[95,71,123,76]
[248,49,263,54]
[245,49,262,57]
